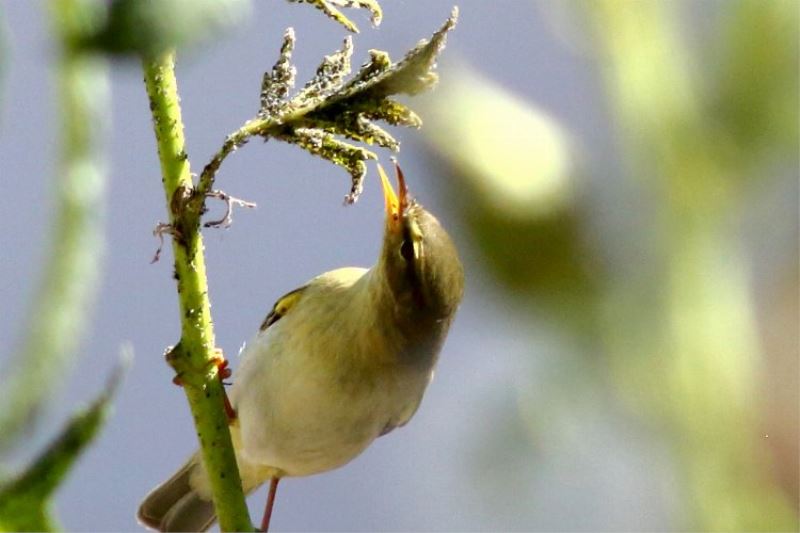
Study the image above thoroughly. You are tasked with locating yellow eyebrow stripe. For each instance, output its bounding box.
[260,286,306,331]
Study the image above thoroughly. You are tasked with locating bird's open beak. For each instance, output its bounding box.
[378,160,408,229]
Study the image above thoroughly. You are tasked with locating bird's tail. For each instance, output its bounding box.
[137,453,217,532]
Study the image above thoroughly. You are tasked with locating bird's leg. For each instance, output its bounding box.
[261,477,281,532]
[171,349,237,423]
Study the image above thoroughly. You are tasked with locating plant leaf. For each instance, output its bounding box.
[260,28,297,117]
[336,9,458,98]
[253,7,458,202]
[287,0,382,33]
[0,362,127,532]
[284,128,376,203]
[294,36,355,105]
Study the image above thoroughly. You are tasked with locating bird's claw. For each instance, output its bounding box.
[210,351,237,422]
[170,349,237,423]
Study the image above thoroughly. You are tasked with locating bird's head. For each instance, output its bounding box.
[377,161,464,323]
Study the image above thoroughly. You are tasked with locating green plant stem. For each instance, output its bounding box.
[142,51,253,532]
[0,0,108,452]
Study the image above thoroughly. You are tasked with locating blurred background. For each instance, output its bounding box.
[1,0,797,531]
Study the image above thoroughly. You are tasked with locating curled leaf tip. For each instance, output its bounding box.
[288,0,383,33]
[260,28,298,116]
[282,27,296,48]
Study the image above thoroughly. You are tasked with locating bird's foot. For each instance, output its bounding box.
[170,349,238,423]
[210,350,237,423]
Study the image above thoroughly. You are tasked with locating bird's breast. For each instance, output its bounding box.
[230,277,434,477]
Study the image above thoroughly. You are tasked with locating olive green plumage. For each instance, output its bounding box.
[138,163,464,531]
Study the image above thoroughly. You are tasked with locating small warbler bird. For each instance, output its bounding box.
[138,162,464,531]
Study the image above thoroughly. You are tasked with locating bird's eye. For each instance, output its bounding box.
[400,238,415,262]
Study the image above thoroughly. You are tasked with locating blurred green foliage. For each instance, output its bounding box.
[423,70,599,334]
[0,0,249,527]
[77,0,251,57]
[0,366,124,532]
[0,0,111,452]
[288,0,382,33]
[423,0,798,530]
[713,0,798,156]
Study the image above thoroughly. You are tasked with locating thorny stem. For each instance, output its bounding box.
[142,51,253,532]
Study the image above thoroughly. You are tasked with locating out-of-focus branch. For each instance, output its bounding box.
[0,0,109,452]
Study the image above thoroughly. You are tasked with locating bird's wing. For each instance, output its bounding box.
[259,285,308,331]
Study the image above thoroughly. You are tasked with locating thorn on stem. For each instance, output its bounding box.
[204,190,257,229]
[151,222,178,263]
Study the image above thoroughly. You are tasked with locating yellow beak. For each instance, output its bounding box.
[378,163,399,220]
[378,160,408,226]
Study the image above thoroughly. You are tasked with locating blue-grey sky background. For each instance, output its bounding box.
[3,1,790,531]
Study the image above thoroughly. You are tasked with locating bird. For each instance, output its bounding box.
[137,161,465,531]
